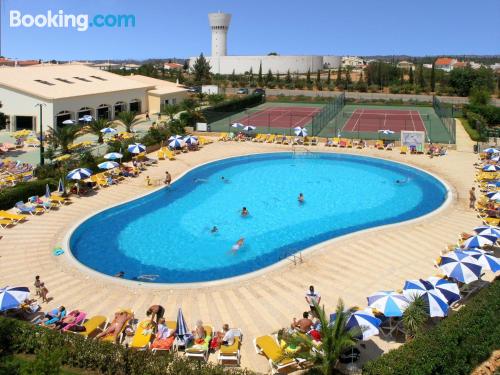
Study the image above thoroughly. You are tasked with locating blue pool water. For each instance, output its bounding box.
[69,153,448,283]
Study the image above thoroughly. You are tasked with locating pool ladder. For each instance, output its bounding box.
[285,252,303,266]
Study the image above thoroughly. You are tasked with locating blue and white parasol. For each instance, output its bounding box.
[62,119,75,125]
[331,308,381,340]
[462,249,500,272]
[100,127,117,134]
[67,168,92,180]
[438,251,483,283]
[79,115,93,122]
[367,291,409,317]
[169,139,185,148]
[378,129,395,135]
[175,307,189,337]
[294,127,308,137]
[104,152,123,160]
[183,135,199,145]
[243,125,256,132]
[231,123,244,128]
[45,184,51,199]
[168,135,184,141]
[98,161,119,170]
[127,143,146,154]
[0,286,30,311]
[57,178,65,193]
[462,234,497,248]
[473,225,500,238]
[426,276,461,305]
[483,148,499,154]
[486,191,500,201]
[403,279,449,317]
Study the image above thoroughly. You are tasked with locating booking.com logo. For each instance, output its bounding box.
[9,10,136,32]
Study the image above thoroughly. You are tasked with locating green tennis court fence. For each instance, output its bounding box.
[310,93,345,136]
[433,96,456,143]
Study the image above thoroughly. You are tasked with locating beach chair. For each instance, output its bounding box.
[101,309,133,344]
[385,143,394,151]
[310,137,318,146]
[254,335,305,374]
[0,210,28,223]
[62,312,87,332]
[15,202,44,215]
[375,140,384,150]
[151,320,177,354]
[400,145,408,154]
[77,315,107,339]
[416,144,424,154]
[165,149,176,160]
[266,135,276,143]
[356,140,365,149]
[157,148,166,160]
[218,133,228,141]
[0,219,16,229]
[282,136,290,145]
[185,325,213,361]
[218,329,242,366]
[49,195,72,206]
[339,139,347,148]
[346,139,353,148]
[303,137,310,146]
[130,320,154,350]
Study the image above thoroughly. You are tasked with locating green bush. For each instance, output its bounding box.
[363,278,500,375]
[464,104,500,125]
[0,178,58,210]
[458,117,484,142]
[201,93,264,124]
[0,317,254,375]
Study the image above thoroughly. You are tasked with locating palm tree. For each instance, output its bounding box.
[162,103,180,122]
[282,299,359,375]
[47,125,81,154]
[86,118,112,143]
[116,111,142,133]
[402,296,427,340]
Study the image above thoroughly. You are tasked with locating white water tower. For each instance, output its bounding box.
[208,12,231,57]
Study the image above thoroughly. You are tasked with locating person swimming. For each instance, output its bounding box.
[298,193,304,203]
[211,226,218,233]
[221,176,230,183]
[241,207,249,217]
[194,178,208,183]
[231,238,244,254]
[396,178,409,184]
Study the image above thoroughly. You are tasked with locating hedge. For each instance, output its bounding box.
[458,117,484,142]
[201,93,264,123]
[363,278,500,375]
[464,104,500,125]
[0,317,254,375]
[0,178,58,210]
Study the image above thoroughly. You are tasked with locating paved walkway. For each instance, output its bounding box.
[0,138,484,373]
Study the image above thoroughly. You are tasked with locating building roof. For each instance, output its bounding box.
[0,64,152,100]
[435,57,454,66]
[164,62,183,69]
[453,61,466,68]
[126,74,188,95]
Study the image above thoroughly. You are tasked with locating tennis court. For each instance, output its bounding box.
[233,106,321,128]
[343,109,426,133]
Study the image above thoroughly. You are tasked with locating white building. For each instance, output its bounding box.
[0,64,188,132]
[189,12,339,75]
[341,56,366,68]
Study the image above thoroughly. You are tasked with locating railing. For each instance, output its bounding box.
[287,253,303,266]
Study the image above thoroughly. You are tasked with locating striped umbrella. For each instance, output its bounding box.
[183,135,198,145]
[231,123,244,128]
[294,127,308,137]
[100,127,117,134]
[439,251,482,283]
[426,277,461,305]
[243,125,256,132]
[403,279,449,317]
[168,135,184,141]
[169,139,185,149]
[483,148,499,154]
[104,152,123,160]
[462,249,500,272]
[462,234,497,249]
[79,115,93,122]
[175,307,189,337]
[378,129,395,135]
[485,191,500,201]
[45,184,51,199]
[127,143,146,154]
[0,286,30,311]
[331,308,381,340]
[482,164,500,172]
[367,291,409,317]
[57,178,65,194]
[473,226,500,238]
[491,155,500,162]
[67,168,92,180]
[98,161,119,170]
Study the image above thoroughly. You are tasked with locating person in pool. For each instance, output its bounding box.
[114,271,125,278]
[241,207,249,217]
[211,226,218,233]
[231,238,244,254]
[298,193,304,203]
[396,178,408,184]
[221,176,230,183]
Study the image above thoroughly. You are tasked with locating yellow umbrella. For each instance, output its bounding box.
[54,154,71,162]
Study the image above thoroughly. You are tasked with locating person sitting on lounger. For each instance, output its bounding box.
[241,207,249,217]
[95,310,133,340]
[231,238,244,254]
[210,324,235,350]
[150,318,175,350]
[51,310,80,330]
[192,320,206,344]
[291,312,314,333]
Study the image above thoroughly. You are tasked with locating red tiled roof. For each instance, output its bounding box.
[18,60,40,66]
[165,62,183,68]
[435,57,454,66]
[453,61,466,68]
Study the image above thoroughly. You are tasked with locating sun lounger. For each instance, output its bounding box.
[311,137,318,146]
[62,312,87,332]
[151,320,177,353]
[77,315,107,339]
[254,335,305,374]
[266,135,276,143]
[44,309,67,326]
[400,145,408,154]
[185,325,213,361]
[101,309,133,343]
[375,140,385,150]
[0,219,16,229]
[15,202,44,215]
[130,320,154,350]
[49,195,72,206]
[0,210,28,223]
[218,132,229,141]
[218,329,242,366]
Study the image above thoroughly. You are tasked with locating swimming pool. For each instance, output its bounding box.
[68,152,448,283]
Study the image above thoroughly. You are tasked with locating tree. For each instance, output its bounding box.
[191,53,212,85]
[402,296,428,340]
[230,69,236,82]
[326,70,331,85]
[117,111,142,133]
[430,62,436,92]
[345,67,352,85]
[316,69,321,84]
[86,118,112,143]
[400,68,405,84]
[336,66,342,86]
[162,103,180,122]
[281,299,358,375]
[207,94,225,105]
[469,86,491,106]
[182,60,189,71]
[47,124,81,154]
[276,72,281,83]
[266,69,274,84]
[409,66,414,85]
[285,70,292,84]
[306,69,312,84]
[258,62,263,85]
[377,62,383,89]
[417,64,425,88]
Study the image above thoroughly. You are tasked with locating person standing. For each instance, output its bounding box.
[145,111,150,121]
[469,187,476,209]
[34,275,42,297]
[164,171,172,186]
[305,285,321,316]
[40,282,49,303]
[146,305,165,325]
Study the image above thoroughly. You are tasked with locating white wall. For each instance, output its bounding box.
[322,56,341,69]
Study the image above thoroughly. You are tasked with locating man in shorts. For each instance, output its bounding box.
[305,285,321,316]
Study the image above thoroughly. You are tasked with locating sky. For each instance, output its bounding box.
[1,0,499,60]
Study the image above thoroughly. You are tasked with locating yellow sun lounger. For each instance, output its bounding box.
[218,329,242,366]
[0,219,16,229]
[77,315,107,339]
[130,320,154,350]
[254,335,304,374]
[400,145,408,154]
[186,325,213,361]
[101,309,133,343]
[49,195,72,206]
[0,210,28,223]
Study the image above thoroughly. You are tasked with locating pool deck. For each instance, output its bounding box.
[0,122,487,373]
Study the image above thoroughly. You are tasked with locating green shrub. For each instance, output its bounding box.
[363,278,500,375]
[458,117,483,142]
[0,179,58,210]
[0,317,254,375]
[464,104,500,125]
[201,93,264,124]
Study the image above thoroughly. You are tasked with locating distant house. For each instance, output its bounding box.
[93,62,121,71]
[434,57,457,72]
[396,61,414,70]
[121,64,141,71]
[164,62,184,70]
[422,63,433,69]
[0,58,40,67]
[341,56,366,68]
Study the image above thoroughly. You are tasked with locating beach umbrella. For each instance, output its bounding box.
[79,115,93,122]
[483,148,499,154]
[45,184,51,199]
[169,139,185,149]
[62,119,75,125]
[57,178,65,194]
[67,168,92,180]
[100,127,117,134]
[403,279,449,317]
[438,251,483,283]
[485,191,500,201]
[243,125,256,132]
[104,152,123,160]
[331,308,381,340]
[462,249,500,272]
[426,277,461,305]
[491,155,500,162]
[367,291,409,317]
[482,164,500,172]
[168,135,183,141]
[0,286,30,311]
[98,161,119,170]
[473,225,500,238]
[378,129,395,135]
[175,307,189,337]
[462,234,497,248]
[183,135,198,145]
[231,123,244,128]
[127,143,146,154]
[294,127,308,137]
